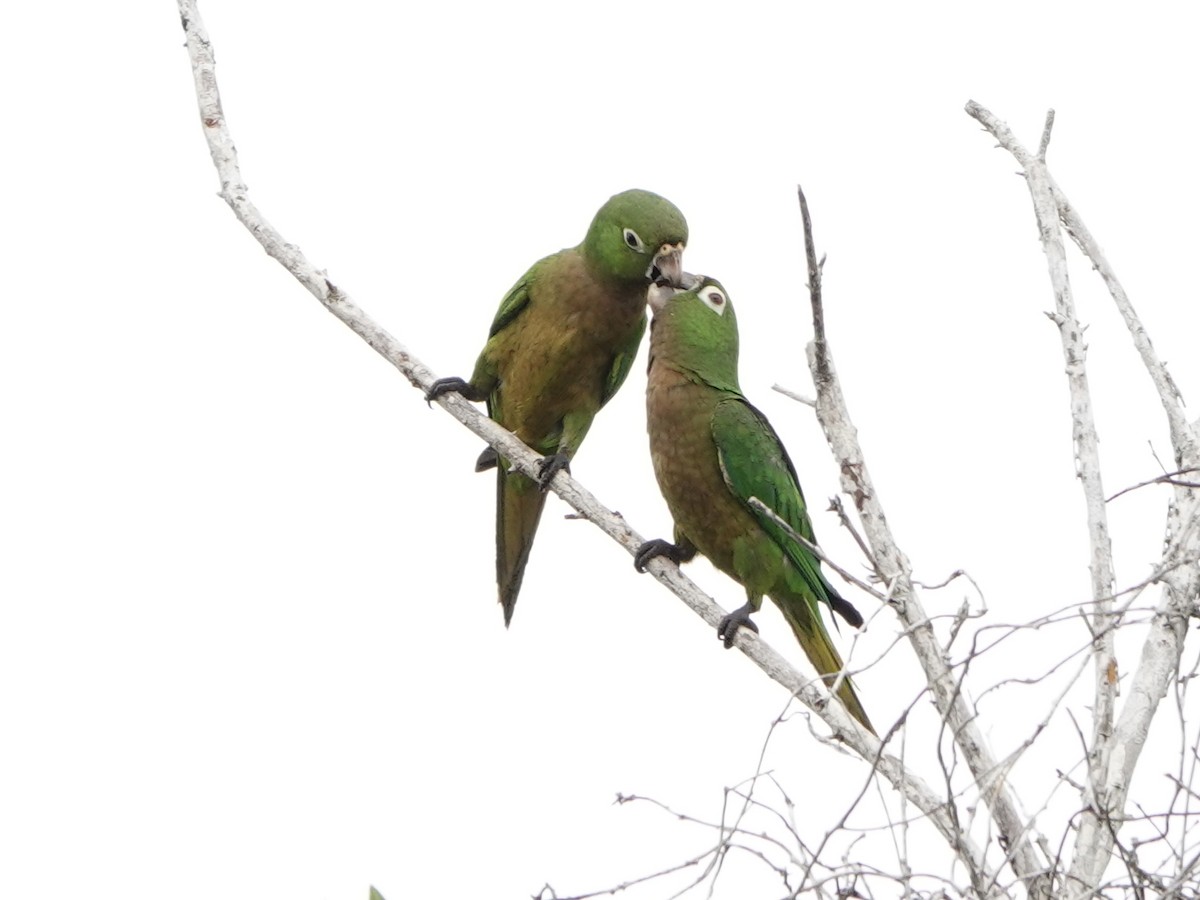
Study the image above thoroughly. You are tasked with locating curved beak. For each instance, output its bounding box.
[646,241,686,287]
[647,281,678,313]
[647,270,705,313]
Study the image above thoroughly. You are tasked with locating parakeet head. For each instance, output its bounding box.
[647,276,741,393]
[582,189,688,286]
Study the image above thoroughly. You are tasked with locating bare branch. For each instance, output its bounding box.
[1046,176,1197,467]
[966,98,1200,897]
[1037,109,1055,161]
[965,101,1123,894]
[796,183,1051,897]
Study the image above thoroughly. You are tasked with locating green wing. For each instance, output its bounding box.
[466,273,531,421]
[484,249,575,338]
[601,312,647,408]
[486,273,532,338]
[475,262,542,412]
[711,398,830,607]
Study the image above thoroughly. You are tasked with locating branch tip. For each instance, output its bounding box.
[1038,109,1056,160]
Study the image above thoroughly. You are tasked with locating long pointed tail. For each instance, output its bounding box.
[775,591,875,734]
[495,464,548,627]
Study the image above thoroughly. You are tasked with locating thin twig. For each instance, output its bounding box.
[747,497,892,605]
[829,494,883,578]
[1107,468,1200,503]
[773,383,817,408]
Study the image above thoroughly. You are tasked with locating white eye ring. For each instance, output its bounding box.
[622,228,645,252]
[698,285,728,315]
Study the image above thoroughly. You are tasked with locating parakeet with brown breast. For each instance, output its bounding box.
[635,277,872,732]
[427,189,688,626]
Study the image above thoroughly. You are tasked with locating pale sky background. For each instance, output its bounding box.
[4,2,1200,898]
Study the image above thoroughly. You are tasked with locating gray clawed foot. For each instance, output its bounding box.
[425,377,488,405]
[717,603,759,649]
[471,444,568,487]
[634,539,687,573]
[537,453,570,490]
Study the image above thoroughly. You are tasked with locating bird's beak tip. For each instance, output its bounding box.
[648,242,686,288]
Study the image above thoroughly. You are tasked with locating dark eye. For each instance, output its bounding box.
[623,228,645,251]
[699,285,729,316]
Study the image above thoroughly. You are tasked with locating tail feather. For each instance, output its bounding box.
[775,591,874,734]
[823,579,863,628]
[496,463,548,627]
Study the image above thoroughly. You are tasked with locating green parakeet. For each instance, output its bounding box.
[635,277,873,733]
[427,189,688,626]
